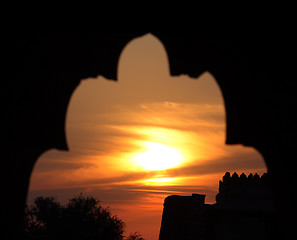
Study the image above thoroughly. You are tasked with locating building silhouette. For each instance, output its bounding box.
[159,172,275,240]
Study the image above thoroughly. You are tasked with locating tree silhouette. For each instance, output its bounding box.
[126,232,145,240]
[23,194,125,240]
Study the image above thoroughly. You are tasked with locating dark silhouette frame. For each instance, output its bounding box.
[10,32,296,238]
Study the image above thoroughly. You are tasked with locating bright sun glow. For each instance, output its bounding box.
[143,177,177,186]
[133,142,183,171]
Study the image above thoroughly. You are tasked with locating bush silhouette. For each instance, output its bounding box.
[23,194,125,240]
[126,232,145,240]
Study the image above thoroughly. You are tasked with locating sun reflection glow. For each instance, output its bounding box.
[143,177,177,186]
[132,142,183,171]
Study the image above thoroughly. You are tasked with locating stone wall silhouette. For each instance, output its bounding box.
[159,172,275,240]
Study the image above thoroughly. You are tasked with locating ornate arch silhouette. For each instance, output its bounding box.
[10,32,296,238]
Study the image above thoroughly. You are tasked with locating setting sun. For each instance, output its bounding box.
[133,142,183,171]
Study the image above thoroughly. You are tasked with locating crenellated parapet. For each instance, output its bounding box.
[216,172,273,210]
[219,172,270,189]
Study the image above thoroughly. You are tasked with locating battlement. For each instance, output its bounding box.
[220,172,270,185]
[216,172,273,211]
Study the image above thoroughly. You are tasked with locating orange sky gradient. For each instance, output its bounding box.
[28,34,267,240]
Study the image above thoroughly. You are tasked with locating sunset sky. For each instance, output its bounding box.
[28,34,267,240]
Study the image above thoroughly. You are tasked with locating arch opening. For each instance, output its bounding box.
[28,33,267,240]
